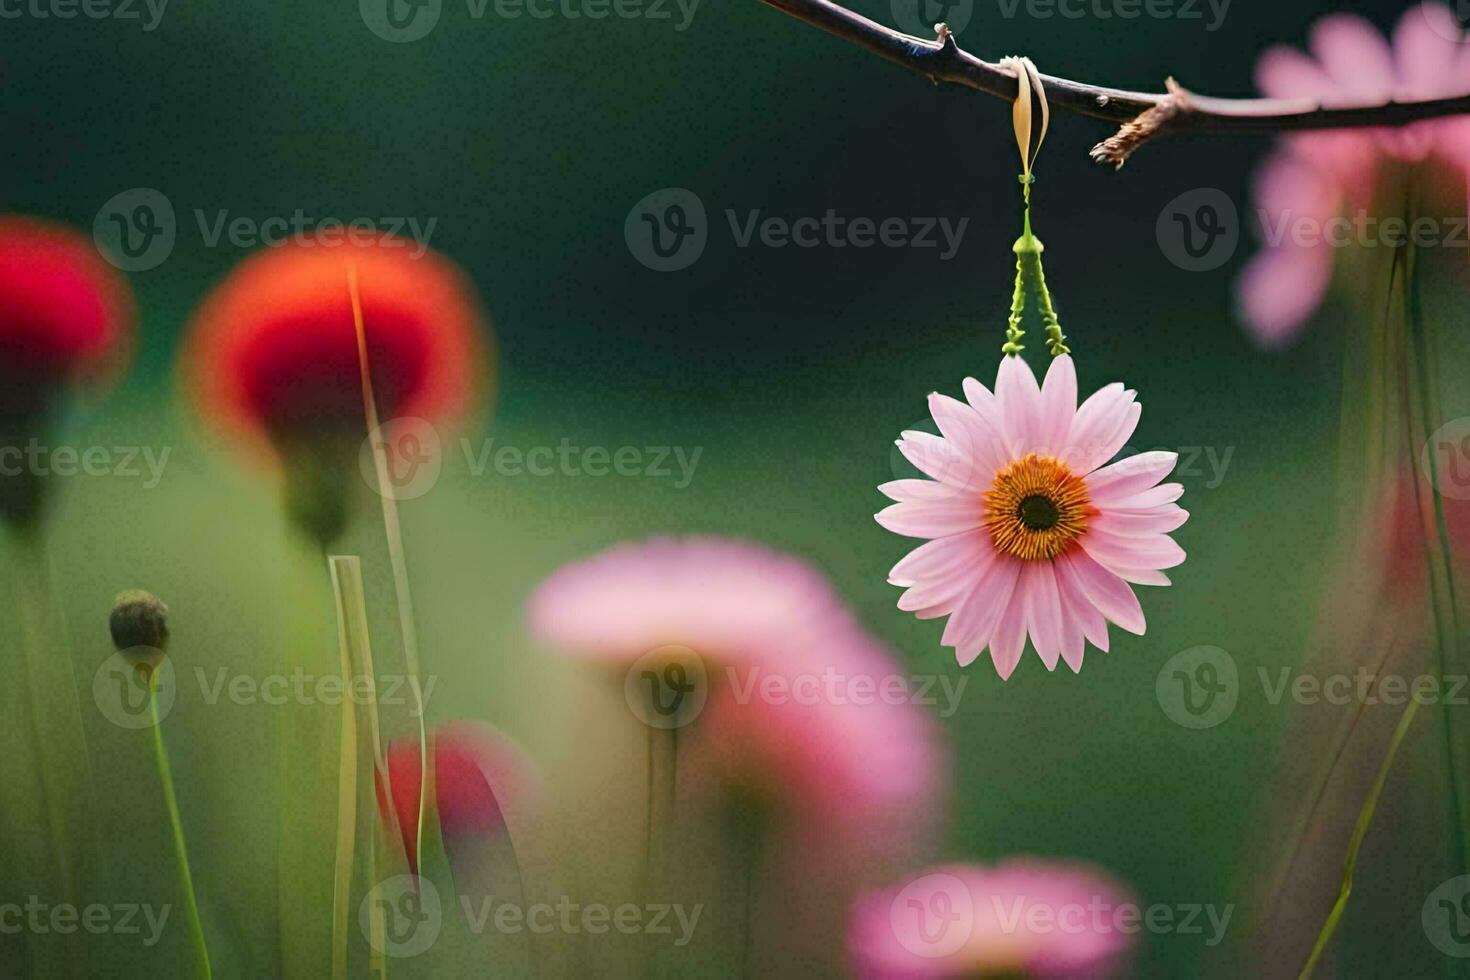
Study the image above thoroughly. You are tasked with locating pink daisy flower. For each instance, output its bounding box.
[877,354,1186,679]
[849,860,1135,979]
[1238,4,1470,347]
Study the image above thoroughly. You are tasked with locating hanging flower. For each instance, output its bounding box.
[1237,4,1470,347]
[0,216,134,528]
[848,860,1135,979]
[877,354,1187,679]
[376,720,538,875]
[181,238,489,542]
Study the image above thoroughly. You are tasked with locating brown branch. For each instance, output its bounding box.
[760,0,1470,167]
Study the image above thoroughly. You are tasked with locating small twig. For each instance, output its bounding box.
[760,0,1470,167]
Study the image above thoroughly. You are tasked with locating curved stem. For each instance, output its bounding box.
[149,684,211,979]
[1297,698,1421,979]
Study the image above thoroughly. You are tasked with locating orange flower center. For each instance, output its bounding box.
[984,453,1091,561]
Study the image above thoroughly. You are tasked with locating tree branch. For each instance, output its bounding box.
[760,0,1470,167]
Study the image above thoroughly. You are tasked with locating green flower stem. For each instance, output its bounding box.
[148,679,211,979]
[1003,184,1069,357]
[1296,698,1421,979]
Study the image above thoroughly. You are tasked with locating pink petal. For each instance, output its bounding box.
[1255,45,1334,99]
[1055,575,1087,673]
[1092,506,1189,536]
[1082,529,1187,572]
[1236,241,1334,350]
[948,558,1022,664]
[988,587,1029,680]
[888,529,989,587]
[1119,568,1172,587]
[962,376,999,423]
[995,354,1042,457]
[1056,556,1110,653]
[928,392,1008,486]
[1022,561,1063,671]
[1109,482,1186,510]
[1394,4,1464,99]
[1310,14,1396,100]
[1059,550,1146,635]
[897,569,978,615]
[1062,384,1135,474]
[877,478,962,504]
[1085,452,1178,503]
[875,495,984,539]
[895,431,982,491]
[1036,354,1078,456]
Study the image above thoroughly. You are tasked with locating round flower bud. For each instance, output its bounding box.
[110,590,169,673]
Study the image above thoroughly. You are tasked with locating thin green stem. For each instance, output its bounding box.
[148,682,211,979]
[1297,698,1421,979]
[1003,184,1068,358]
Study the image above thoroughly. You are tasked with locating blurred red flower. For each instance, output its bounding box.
[0,215,134,526]
[375,721,537,876]
[181,238,489,541]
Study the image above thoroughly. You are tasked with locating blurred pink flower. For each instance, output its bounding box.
[529,536,942,851]
[849,860,1135,979]
[1238,4,1470,347]
[877,355,1186,679]
[376,720,539,874]
[529,535,861,666]
[1379,469,1470,603]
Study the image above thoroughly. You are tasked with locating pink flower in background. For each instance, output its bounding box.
[376,721,538,874]
[1238,4,1470,347]
[529,536,942,849]
[878,355,1186,679]
[849,860,1135,979]
[531,537,945,970]
[529,535,865,666]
